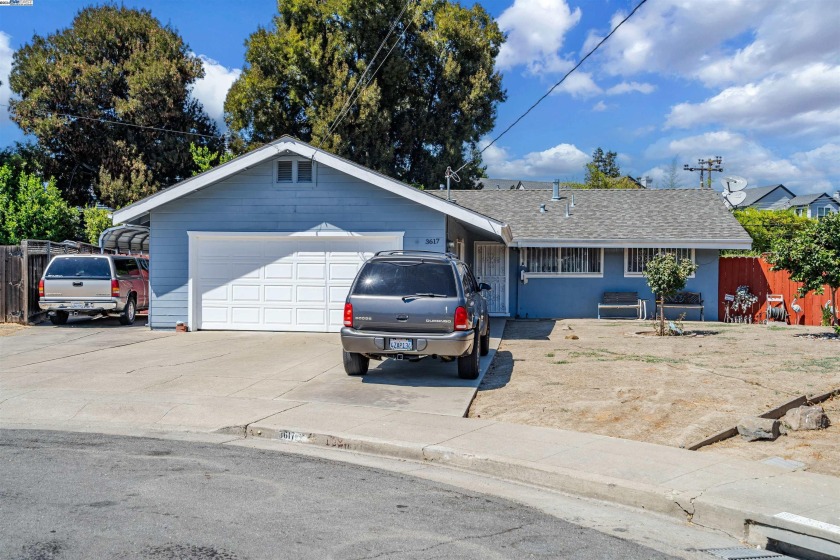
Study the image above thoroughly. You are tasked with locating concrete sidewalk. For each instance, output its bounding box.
[2,326,839,556]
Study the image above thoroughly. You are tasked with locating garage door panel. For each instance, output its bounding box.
[265,285,293,302]
[265,263,293,279]
[296,285,326,303]
[296,308,326,326]
[297,263,326,280]
[231,285,260,302]
[195,234,401,332]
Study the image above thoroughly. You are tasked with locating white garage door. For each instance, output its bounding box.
[190,233,402,332]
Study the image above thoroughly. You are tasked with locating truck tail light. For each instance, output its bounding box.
[454,306,468,330]
[344,303,353,327]
[111,279,120,297]
[38,279,45,297]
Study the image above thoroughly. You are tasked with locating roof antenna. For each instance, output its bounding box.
[445,167,460,202]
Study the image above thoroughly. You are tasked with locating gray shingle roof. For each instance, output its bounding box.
[431,189,752,245]
[739,184,793,207]
[788,193,827,206]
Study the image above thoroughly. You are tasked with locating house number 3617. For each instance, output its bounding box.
[425,238,440,245]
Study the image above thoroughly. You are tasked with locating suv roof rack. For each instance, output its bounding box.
[374,250,458,259]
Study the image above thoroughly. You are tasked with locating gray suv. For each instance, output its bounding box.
[340,251,491,379]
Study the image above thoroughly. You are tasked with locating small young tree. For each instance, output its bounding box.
[1,168,79,243]
[643,253,698,335]
[769,211,840,329]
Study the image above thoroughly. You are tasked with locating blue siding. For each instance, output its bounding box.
[149,160,446,329]
[753,188,792,210]
[514,248,719,321]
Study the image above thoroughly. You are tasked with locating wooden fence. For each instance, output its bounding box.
[718,256,833,325]
[0,240,112,324]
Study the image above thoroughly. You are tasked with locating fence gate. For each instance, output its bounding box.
[1,246,25,323]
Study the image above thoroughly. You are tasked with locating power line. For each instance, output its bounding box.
[0,102,222,140]
[317,0,414,150]
[453,0,648,175]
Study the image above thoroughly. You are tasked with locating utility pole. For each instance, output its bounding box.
[684,156,723,189]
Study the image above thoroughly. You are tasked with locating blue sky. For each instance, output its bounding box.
[1,0,838,194]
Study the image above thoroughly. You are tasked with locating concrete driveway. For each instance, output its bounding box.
[0,317,503,431]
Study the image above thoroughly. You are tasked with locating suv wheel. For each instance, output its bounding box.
[479,324,490,356]
[119,296,136,325]
[50,311,69,326]
[458,332,481,380]
[343,350,369,376]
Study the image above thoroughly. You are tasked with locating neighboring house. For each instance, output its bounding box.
[737,184,796,210]
[787,193,840,219]
[478,178,556,190]
[113,137,751,331]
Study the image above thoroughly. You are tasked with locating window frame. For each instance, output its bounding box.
[624,248,696,278]
[274,158,316,185]
[520,247,604,279]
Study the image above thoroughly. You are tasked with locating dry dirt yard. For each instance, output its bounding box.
[0,324,27,337]
[469,319,840,477]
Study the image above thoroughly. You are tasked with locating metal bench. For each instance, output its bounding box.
[656,291,704,321]
[598,292,645,319]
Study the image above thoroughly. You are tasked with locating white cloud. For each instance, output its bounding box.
[190,54,241,130]
[482,140,589,179]
[666,63,840,136]
[643,131,836,192]
[592,101,608,112]
[552,71,601,98]
[606,81,655,96]
[0,32,13,128]
[496,0,581,74]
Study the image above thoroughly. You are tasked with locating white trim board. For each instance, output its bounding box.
[114,136,507,240]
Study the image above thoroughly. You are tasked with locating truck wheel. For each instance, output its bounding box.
[119,296,136,325]
[458,332,481,380]
[50,311,69,325]
[343,350,369,376]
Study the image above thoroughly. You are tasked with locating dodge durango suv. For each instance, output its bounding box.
[340,250,491,379]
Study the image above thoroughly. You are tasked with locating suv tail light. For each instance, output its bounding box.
[38,279,45,298]
[111,279,120,297]
[454,306,469,330]
[344,302,353,327]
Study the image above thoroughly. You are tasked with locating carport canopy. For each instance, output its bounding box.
[99,224,150,254]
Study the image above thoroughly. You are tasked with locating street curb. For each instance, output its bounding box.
[241,423,758,541]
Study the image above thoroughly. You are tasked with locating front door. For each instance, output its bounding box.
[474,241,508,316]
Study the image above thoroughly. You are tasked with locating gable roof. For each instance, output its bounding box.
[740,184,795,207]
[788,193,840,207]
[112,136,509,240]
[431,189,752,249]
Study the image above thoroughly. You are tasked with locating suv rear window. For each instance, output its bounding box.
[352,261,458,297]
[45,257,112,279]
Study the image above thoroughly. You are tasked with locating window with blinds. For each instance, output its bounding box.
[520,247,602,276]
[625,248,694,276]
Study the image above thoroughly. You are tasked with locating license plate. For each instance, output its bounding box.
[71,303,84,308]
[389,338,412,351]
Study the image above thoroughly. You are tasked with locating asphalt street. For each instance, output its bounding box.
[0,429,680,560]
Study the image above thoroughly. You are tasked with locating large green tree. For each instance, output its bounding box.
[769,211,840,328]
[9,5,219,207]
[731,207,812,254]
[0,164,79,244]
[583,147,638,189]
[224,0,506,189]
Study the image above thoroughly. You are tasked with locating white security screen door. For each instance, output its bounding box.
[474,241,508,316]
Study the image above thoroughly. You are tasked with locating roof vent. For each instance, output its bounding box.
[539,203,546,213]
[570,193,576,208]
[552,179,561,201]
[564,203,571,218]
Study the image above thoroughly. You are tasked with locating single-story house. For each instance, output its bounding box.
[113,136,751,331]
[737,184,796,210]
[788,193,840,220]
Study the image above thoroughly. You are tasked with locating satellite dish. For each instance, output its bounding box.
[721,176,748,192]
[723,190,747,207]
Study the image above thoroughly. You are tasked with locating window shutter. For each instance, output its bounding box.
[297,160,313,182]
[277,161,293,182]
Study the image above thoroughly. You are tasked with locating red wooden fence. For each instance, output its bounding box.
[718,257,834,325]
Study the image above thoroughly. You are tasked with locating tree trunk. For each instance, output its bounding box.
[659,295,665,335]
